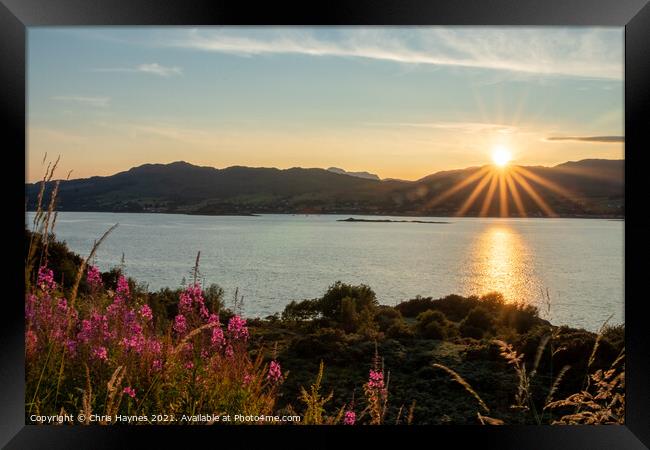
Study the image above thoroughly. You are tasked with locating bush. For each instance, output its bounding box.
[318,281,377,320]
[459,306,495,339]
[339,297,359,333]
[499,303,540,334]
[375,306,402,332]
[416,310,451,340]
[386,320,415,340]
[282,298,321,322]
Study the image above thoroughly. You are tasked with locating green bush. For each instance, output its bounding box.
[416,310,451,340]
[459,306,495,339]
[386,320,415,340]
[375,306,402,332]
[282,298,321,322]
[339,296,359,333]
[318,281,377,320]
[499,303,540,334]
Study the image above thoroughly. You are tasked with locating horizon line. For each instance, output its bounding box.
[24,157,625,184]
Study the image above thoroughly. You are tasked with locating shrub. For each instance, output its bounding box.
[374,306,402,332]
[339,297,359,333]
[416,310,452,339]
[282,298,321,322]
[386,320,415,340]
[459,307,495,339]
[318,282,377,320]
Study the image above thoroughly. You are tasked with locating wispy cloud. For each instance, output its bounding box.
[164,28,622,80]
[387,121,518,134]
[546,136,624,143]
[92,63,182,77]
[50,96,111,107]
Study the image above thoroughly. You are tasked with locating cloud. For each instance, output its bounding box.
[164,28,623,80]
[50,96,110,107]
[368,121,519,135]
[546,136,624,143]
[92,63,182,77]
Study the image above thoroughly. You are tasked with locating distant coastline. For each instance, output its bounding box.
[25,209,624,220]
[338,217,450,224]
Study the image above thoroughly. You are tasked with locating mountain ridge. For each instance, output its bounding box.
[26,159,623,218]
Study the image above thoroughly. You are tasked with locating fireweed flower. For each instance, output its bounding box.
[66,339,77,356]
[173,314,187,335]
[178,284,210,320]
[25,329,38,355]
[117,276,130,296]
[148,339,162,354]
[57,298,68,313]
[123,387,136,398]
[139,304,153,321]
[368,370,384,389]
[86,265,103,288]
[343,411,356,425]
[227,315,249,341]
[93,346,108,361]
[267,360,282,382]
[211,326,225,348]
[37,266,56,291]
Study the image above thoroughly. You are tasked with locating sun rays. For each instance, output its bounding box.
[421,158,583,217]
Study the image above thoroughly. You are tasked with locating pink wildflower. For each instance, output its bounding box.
[211,326,225,348]
[148,339,162,354]
[152,359,163,371]
[227,315,249,341]
[267,360,282,382]
[56,298,68,313]
[139,304,153,321]
[123,386,136,398]
[224,344,234,358]
[26,329,38,355]
[37,266,56,291]
[185,361,194,370]
[86,265,103,288]
[173,314,187,335]
[178,284,208,318]
[93,346,108,361]
[116,275,130,301]
[243,374,252,386]
[66,339,77,356]
[343,410,356,425]
[368,370,384,389]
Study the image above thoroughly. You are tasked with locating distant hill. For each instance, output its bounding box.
[327,167,380,180]
[25,159,623,217]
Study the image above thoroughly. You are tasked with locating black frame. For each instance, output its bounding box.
[3,0,649,448]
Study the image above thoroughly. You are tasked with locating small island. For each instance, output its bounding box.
[338,217,450,224]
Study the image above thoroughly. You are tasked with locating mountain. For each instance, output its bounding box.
[25,159,624,217]
[327,167,380,181]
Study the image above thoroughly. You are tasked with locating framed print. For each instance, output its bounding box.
[2,0,650,448]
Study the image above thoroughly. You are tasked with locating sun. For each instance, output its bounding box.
[492,146,512,168]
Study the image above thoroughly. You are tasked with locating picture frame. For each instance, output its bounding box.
[3,0,649,447]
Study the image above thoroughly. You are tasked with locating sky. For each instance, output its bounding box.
[27,27,624,182]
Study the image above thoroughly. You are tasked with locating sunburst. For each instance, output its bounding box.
[418,151,585,217]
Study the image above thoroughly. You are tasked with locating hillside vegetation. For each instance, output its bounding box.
[25,159,624,217]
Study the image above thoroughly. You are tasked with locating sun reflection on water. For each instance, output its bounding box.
[467,224,540,304]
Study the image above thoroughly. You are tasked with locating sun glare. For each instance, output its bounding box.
[492,147,512,168]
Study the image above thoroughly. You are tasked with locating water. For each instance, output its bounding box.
[27,212,624,331]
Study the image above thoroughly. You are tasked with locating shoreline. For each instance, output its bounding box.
[25,209,625,220]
